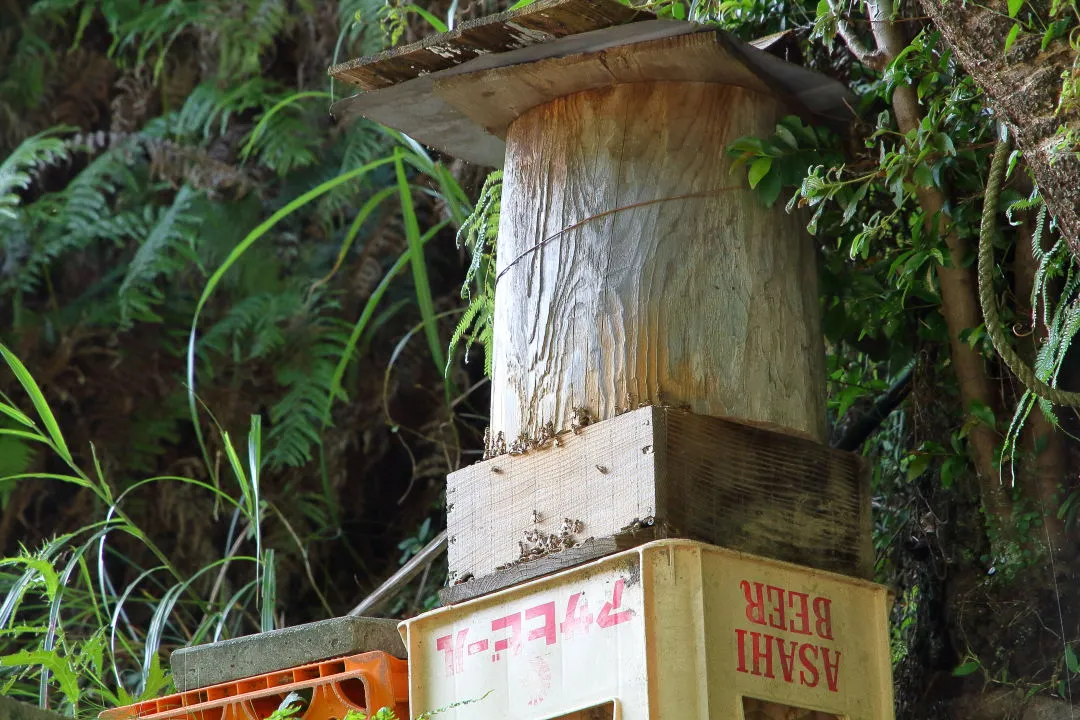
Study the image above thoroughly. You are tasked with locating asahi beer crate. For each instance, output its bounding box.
[400,540,893,719]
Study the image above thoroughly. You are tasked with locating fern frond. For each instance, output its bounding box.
[0,127,72,219]
[118,186,204,326]
[175,79,277,142]
[63,146,138,234]
[446,292,494,376]
[265,326,349,470]
[208,0,289,78]
[246,108,320,176]
[445,169,501,377]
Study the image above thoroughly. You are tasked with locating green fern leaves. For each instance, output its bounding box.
[119,185,204,326]
[0,128,71,219]
[447,170,501,377]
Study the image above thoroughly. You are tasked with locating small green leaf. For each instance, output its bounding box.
[748,157,773,189]
[756,170,782,207]
[940,456,966,489]
[906,454,932,482]
[1007,0,1023,18]
[913,162,934,188]
[774,124,799,150]
[953,659,981,677]
[1066,644,1079,673]
[1004,22,1021,53]
[969,401,997,430]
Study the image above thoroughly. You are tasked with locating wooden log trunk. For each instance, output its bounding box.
[490,81,827,446]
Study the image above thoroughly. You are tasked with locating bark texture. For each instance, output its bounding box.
[921,0,1080,253]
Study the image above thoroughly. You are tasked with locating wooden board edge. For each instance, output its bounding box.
[328,0,653,89]
[439,526,661,605]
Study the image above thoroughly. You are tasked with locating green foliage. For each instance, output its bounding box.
[0,128,72,219]
[4,0,1080,712]
[0,1,480,712]
[447,170,501,377]
[0,342,269,713]
[728,116,842,208]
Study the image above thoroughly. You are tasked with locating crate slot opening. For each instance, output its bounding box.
[542,700,616,720]
[742,697,843,719]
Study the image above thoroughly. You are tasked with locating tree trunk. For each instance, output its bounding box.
[919,0,1080,253]
[490,81,828,445]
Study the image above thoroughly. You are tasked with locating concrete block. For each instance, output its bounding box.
[170,616,405,691]
[0,697,69,720]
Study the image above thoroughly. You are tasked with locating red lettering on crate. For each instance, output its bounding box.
[739,581,835,640]
[560,592,593,638]
[597,578,634,628]
[813,596,834,640]
[751,629,773,678]
[492,613,522,659]
[787,591,811,635]
[766,585,786,630]
[741,580,766,624]
[432,575,638,677]
[437,630,468,675]
[526,602,556,645]
[799,644,819,687]
[734,629,842,692]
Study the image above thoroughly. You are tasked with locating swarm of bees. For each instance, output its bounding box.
[493,516,588,571]
[482,407,594,460]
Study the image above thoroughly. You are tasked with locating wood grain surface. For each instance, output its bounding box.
[489,81,827,445]
[445,407,871,602]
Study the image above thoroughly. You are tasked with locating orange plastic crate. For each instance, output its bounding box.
[100,652,408,720]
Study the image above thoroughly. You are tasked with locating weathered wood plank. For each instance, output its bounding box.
[440,527,659,604]
[328,0,652,90]
[433,32,773,140]
[444,406,871,603]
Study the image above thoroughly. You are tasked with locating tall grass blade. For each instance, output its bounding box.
[393,149,444,372]
[260,549,276,632]
[186,156,397,480]
[0,344,74,466]
[323,220,448,424]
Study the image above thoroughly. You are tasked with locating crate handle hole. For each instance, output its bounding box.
[541,700,616,720]
[742,697,843,720]
[335,678,368,710]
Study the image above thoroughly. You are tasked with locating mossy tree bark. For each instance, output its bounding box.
[919,0,1080,254]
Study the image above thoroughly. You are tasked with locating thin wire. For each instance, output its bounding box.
[494,186,745,286]
[1045,520,1074,715]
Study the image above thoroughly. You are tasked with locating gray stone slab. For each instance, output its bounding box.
[0,697,68,720]
[170,616,405,692]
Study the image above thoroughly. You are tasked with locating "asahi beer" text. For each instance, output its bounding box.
[734,580,842,692]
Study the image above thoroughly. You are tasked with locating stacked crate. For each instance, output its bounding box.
[102,619,409,720]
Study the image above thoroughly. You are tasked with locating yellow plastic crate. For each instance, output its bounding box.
[400,540,893,719]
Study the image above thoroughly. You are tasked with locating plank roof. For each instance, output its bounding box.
[328,0,854,167]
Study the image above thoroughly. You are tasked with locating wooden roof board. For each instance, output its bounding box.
[329,19,855,167]
[328,0,653,91]
[433,32,774,141]
[329,19,708,167]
